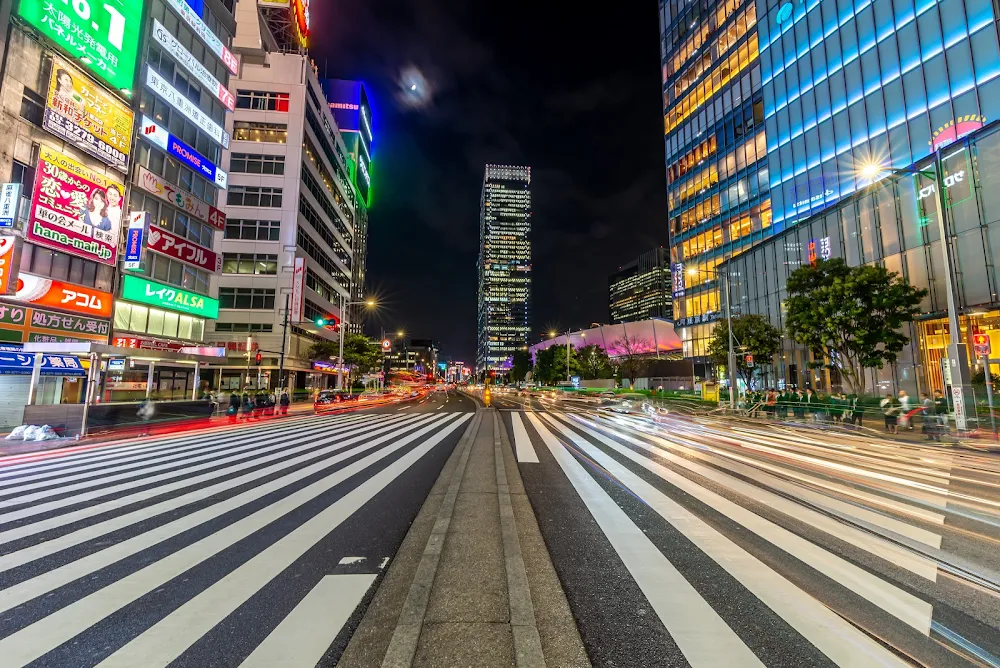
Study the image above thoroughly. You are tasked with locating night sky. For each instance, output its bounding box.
[310,1,667,363]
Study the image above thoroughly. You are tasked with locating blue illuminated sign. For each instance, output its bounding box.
[139,116,228,189]
[775,2,793,24]
[0,352,86,376]
[184,0,204,16]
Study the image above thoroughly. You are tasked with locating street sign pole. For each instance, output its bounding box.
[982,355,996,437]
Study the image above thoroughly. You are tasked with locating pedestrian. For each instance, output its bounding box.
[227,391,240,423]
[137,397,155,436]
[804,388,816,421]
[880,393,898,434]
[848,393,862,427]
[241,392,253,421]
[830,393,843,423]
[898,390,912,430]
[920,393,935,440]
[933,389,949,440]
[280,388,290,416]
[765,389,777,418]
[793,389,805,419]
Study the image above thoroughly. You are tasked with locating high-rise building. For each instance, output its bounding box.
[609,248,673,324]
[658,0,771,376]
[206,0,362,394]
[477,164,531,375]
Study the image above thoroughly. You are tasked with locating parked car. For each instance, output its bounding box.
[315,390,360,411]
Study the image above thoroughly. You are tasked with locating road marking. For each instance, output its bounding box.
[95,415,471,668]
[398,405,411,411]
[338,556,366,565]
[0,415,439,611]
[510,413,539,463]
[436,404,444,410]
[542,413,910,667]
[525,413,764,668]
[559,413,935,635]
[238,574,375,668]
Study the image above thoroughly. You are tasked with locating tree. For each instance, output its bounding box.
[511,349,532,383]
[306,340,339,362]
[533,346,557,385]
[785,258,926,395]
[342,334,383,385]
[610,331,652,388]
[578,344,614,380]
[707,314,782,390]
[532,345,582,384]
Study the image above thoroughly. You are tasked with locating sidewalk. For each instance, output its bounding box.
[338,408,589,668]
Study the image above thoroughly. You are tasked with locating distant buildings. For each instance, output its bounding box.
[609,248,672,324]
[476,164,531,375]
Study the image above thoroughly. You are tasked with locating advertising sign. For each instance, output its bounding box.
[151,20,235,112]
[145,68,230,149]
[291,257,305,322]
[0,235,22,296]
[671,263,685,298]
[973,333,992,357]
[146,226,222,274]
[17,0,141,92]
[164,0,239,76]
[124,211,148,271]
[0,183,22,228]
[121,274,220,319]
[321,80,361,132]
[136,166,226,230]
[27,147,124,265]
[140,116,228,189]
[357,150,371,205]
[292,0,310,45]
[113,336,185,351]
[0,303,109,344]
[43,56,134,172]
[0,351,86,376]
[12,273,113,318]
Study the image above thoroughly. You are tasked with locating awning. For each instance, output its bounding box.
[20,342,226,365]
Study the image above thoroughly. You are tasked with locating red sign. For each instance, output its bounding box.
[12,273,113,318]
[807,240,817,265]
[931,115,986,151]
[291,257,305,322]
[112,336,185,351]
[0,235,22,295]
[147,227,222,273]
[381,339,392,351]
[206,340,260,353]
[973,333,991,357]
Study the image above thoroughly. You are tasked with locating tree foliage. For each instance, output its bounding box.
[784,258,926,394]
[577,344,614,380]
[611,332,651,387]
[707,314,782,390]
[510,349,532,383]
[307,334,383,386]
[532,344,583,384]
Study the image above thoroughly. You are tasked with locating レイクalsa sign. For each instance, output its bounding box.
[121,274,220,319]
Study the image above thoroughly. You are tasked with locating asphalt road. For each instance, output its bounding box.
[0,390,476,668]
[493,390,1000,667]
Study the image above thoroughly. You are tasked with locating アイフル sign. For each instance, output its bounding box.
[121,274,220,319]
[27,147,124,265]
[146,226,222,274]
[43,56,134,172]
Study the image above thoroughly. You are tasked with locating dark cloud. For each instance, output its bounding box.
[311,1,667,361]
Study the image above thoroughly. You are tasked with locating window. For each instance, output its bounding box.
[296,227,351,290]
[146,253,210,295]
[11,159,35,190]
[236,90,290,111]
[229,153,285,175]
[233,121,288,143]
[224,218,280,240]
[222,253,278,274]
[19,88,44,127]
[305,269,338,302]
[219,287,276,310]
[214,322,273,332]
[20,244,110,290]
[227,186,283,207]
[114,302,205,340]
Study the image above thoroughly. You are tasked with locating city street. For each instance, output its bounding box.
[491,392,1000,667]
[0,391,476,668]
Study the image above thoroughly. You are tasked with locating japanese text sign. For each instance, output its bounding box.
[124,211,147,271]
[28,146,124,265]
[17,0,141,92]
[145,67,230,149]
[140,116,228,189]
[43,56,134,172]
[0,183,22,228]
[0,352,86,376]
[121,274,219,319]
[136,166,225,230]
[0,235,22,295]
[12,273,113,318]
[164,0,239,76]
[151,20,235,111]
[146,226,222,274]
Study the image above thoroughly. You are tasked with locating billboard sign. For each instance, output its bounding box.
[124,211,148,270]
[0,183,22,228]
[0,235,22,295]
[43,56,134,172]
[292,0,310,45]
[145,67,230,148]
[291,257,305,322]
[121,275,220,318]
[140,116,228,189]
[17,0,141,92]
[151,19,235,112]
[12,273,113,318]
[27,146,124,265]
[164,0,239,76]
[146,226,222,274]
[0,304,108,344]
[321,80,361,132]
[0,352,86,376]
[671,263,685,298]
[136,166,226,229]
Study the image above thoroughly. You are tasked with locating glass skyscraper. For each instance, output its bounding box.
[609,248,674,324]
[477,164,532,375]
[659,0,772,375]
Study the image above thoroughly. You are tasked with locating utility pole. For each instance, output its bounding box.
[337,293,348,391]
[724,271,738,409]
[278,293,289,391]
[566,329,571,383]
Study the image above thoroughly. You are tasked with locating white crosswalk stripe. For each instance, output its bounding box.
[0,410,472,667]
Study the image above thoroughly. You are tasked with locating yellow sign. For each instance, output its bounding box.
[702,382,719,402]
[44,56,134,172]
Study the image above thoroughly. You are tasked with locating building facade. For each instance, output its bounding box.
[476,164,531,374]
[206,0,360,394]
[659,0,771,375]
[609,247,673,324]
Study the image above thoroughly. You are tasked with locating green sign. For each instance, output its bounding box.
[18,0,142,93]
[121,275,219,319]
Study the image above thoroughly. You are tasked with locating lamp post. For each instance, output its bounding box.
[319,296,375,391]
[687,266,739,408]
[860,155,972,430]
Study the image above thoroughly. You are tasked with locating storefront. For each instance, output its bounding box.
[720,119,1000,397]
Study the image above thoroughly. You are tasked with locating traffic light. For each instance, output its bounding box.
[255,351,262,365]
[315,317,327,327]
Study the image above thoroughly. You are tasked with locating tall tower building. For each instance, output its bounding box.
[609,248,673,324]
[477,164,531,375]
[658,0,770,377]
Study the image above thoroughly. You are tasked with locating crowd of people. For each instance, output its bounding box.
[225,388,291,422]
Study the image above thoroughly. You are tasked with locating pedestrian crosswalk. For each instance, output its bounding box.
[508,409,1000,668]
[0,410,472,667]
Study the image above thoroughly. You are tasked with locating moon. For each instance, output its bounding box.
[398,66,432,109]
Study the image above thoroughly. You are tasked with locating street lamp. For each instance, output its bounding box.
[332,296,377,391]
[687,265,738,408]
[857,156,973,429]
